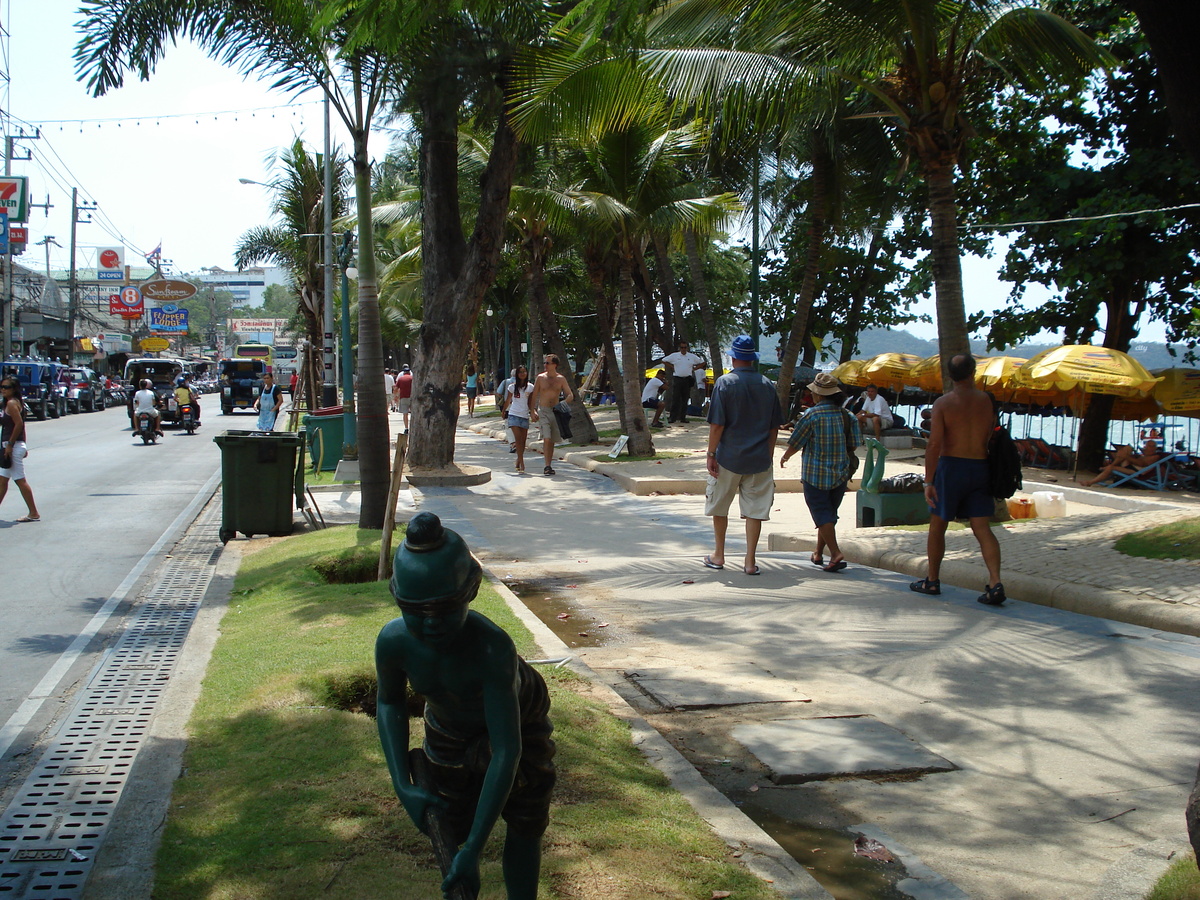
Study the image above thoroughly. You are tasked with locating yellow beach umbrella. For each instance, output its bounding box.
[1151,367,1200,415]
[1013,345,1160,399]
[830,359,870,387]
[1075,392,1164,422]
[859,352,923,391]
[976,355,1075,406]
[905,354,945,392]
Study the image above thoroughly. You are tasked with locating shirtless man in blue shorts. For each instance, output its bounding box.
[910,353,1005,606]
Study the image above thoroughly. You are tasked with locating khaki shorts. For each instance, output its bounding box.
[537,407,558,441]
[704,466,774,520]
[397,396,411,413]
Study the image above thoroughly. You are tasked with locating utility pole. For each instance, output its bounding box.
[3,136,12,361]
[68,190,96,361]
[35,235,59,277]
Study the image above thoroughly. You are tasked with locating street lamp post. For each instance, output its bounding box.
[338,231,358,457]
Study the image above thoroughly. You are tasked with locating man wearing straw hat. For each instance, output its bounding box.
[911,353,1006,606]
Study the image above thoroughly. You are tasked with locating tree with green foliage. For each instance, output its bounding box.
[962,1,1200,467]
[76,0,399,528]
[234,138,350,361]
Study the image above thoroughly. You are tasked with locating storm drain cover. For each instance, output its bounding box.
[0,503,222,898]
[733,715,957,784]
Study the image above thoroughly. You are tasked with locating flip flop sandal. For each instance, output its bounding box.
[743,565,761,576]
[702,555,724,570]
[822,560,847,573]
[810,553,824,568]
[910,578,941,595]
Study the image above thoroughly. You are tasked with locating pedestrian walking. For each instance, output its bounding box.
[395,364,413,432]
[502,365,534,474]
[662,339,706,424]
[779,372,861,573]
[702,335,783,576]
[0,376,40,522]
[464,363,479,417]
[911,353,1006,605]
[530,354,573,476]
[255,372,284,432]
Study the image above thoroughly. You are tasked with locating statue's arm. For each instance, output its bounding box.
[375,631,442,832]
[442,650,522,894]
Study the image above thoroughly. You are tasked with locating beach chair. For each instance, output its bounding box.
[1025,437,1070,469]
[1102,455,1198,491]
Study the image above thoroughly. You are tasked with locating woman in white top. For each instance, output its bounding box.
[502,365,533,473]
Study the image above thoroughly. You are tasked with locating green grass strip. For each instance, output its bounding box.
[154,526,776,899]
[1145,852,1200,900]
[1114,516,1200,561]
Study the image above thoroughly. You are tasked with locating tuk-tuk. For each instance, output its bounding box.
[218,358,265,415]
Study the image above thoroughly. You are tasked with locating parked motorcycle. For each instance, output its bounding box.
[135,410,159,445]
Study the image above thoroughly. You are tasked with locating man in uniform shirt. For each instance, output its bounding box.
[662,339,705,424]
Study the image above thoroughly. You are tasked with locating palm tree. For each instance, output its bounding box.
[519,0,1109,385]
[76,0,399,527]
[234,139,349,391]
[554,122,741,455]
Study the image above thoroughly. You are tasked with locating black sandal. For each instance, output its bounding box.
[910,578,941,595]
[977,583,1007,606]
[544,465,555,476]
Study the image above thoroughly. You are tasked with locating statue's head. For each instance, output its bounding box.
[390,512,482,616]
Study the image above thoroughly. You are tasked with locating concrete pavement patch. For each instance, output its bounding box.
[733,716,957,785]
[625,667,812,708]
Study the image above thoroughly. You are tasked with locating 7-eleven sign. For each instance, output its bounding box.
[0,177,29,223]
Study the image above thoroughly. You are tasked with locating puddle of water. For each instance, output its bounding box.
[738,803,909,900]
[504,579,610,648]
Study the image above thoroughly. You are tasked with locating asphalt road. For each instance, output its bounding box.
[0,401,240,796]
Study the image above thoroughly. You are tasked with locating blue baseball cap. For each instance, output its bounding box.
[730,334,758,361]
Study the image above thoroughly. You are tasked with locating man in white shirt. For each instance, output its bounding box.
[383,369,396,412]
[641,369,666,428]
[855,384,894,439]
[661,339,705,424]
[132,379,163,436]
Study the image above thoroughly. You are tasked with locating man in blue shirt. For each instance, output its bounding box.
[780,372,861,573]
[702,335,783,576]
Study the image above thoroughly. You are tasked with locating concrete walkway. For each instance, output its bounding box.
[463,403,1200,638]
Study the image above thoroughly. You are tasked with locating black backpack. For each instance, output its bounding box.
[987,424,1023,499]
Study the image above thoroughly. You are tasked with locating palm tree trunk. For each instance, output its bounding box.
[840,227,886,363]
[684,230,724,380]
[776,135,832,411]
[528,278,544,378]
[619,248,653,455]
[924,159,970,387]
[651,234,682,348]
[349,87,390,528]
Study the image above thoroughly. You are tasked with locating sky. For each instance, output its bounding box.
[3,0,1169,345]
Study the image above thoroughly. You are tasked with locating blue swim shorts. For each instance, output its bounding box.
[931,456,993,520]
[803,481,847,528]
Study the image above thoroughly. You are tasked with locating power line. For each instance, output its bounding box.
[961,201,1200,231]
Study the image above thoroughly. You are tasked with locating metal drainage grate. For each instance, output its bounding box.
[0,508,222,899]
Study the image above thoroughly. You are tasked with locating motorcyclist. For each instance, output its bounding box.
[174,374,201,426]
[132,379,163,436]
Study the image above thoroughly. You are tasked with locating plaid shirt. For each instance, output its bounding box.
[788,402,861,490]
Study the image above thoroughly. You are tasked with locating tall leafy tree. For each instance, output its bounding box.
[234,138,349,367]
[529,0,1110,385]
[76,0,398,527]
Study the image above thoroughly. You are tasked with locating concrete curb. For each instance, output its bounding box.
[1089,838,1193,900]
[485,566,834,900]
[768,532,1200,638]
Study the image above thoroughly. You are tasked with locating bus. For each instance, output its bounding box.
[273,344,299,392]
[234,342,274,371]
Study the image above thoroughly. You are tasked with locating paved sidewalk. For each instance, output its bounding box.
[463,403,1200,638]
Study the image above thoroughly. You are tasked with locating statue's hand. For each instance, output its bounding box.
[442,845,481,899]
[396,783,446,835]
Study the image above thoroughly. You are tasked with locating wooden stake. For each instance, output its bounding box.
[378,431,409,581]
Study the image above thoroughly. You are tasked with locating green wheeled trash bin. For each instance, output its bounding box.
[214,430,303,543]
[303,407,344,472]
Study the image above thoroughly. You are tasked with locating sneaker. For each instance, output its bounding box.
[977,583,1007,606]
